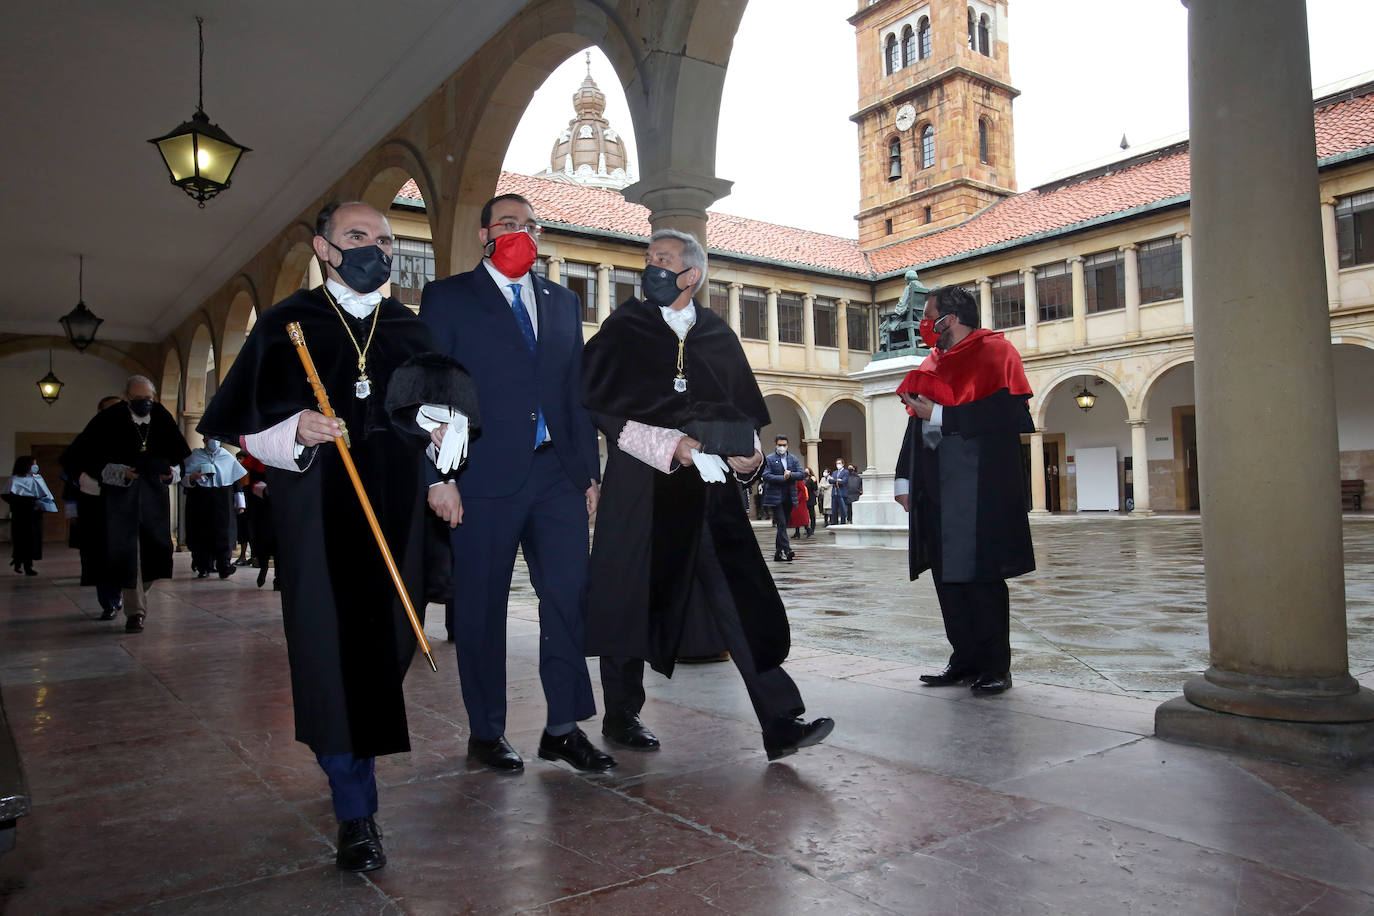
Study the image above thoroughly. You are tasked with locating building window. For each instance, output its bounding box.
[920,125,935,169]
[740,286,767,340]
[532,257,548,279]
[888,136,902,180]
[708,280,730,321]
[1035,262,1071,322]
[562,260,598,323]
[885,33,898,75]
[924,205,932,224]
[991,271,1024,328]
[611,267,641,310]
[848,303,872,351]
[778,292,804,344]
[901,25,915,68]
[814,297,837,347]
[388,237,434,308]
[918,16,932,59]
[967,7,976,49]
[1336,190,1374,267]
[1138,237,1183,303]
[978,14,990,55]
[978,119,990,164]
[885,218,893,235]
[1084,249,1126,313]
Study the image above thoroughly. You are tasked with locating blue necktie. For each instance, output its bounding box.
[509,284,547,449]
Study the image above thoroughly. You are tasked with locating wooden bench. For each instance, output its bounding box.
[1342,479,1366,511]
[0,694,30,855]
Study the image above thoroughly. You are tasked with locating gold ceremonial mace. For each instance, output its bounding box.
[286,321,439,672]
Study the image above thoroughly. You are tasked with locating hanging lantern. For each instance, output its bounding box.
[36,350,64,405]
[1074,379,1097,411]
[148,16,251,207]
[59,254,103,351]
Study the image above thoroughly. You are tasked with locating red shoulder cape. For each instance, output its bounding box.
[896,329,1032,411]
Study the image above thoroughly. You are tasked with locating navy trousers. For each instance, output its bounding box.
[316,753,377,822]
[450,447,597,740]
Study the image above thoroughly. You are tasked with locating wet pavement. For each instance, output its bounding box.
[1,518,1371,914]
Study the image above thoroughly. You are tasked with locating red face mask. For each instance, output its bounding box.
[486,229,538,278]
[919,314,950,349]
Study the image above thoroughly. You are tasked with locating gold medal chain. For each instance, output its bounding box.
[321,286,382,385]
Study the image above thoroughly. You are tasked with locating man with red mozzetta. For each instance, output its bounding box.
[893,285,1036,696]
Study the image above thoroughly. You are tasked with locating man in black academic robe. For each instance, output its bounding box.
[61,395,127,618]
[62,377,191,632]
[583,229,833,761]
[199,202,477,873]
[894,285,1035,696]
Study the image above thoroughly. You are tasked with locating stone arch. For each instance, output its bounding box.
[160,346,183,415]
[271,223,319,305]
[0,336,150,378]
[1139,353,1198,418]
[818,396,867,471]
[1331,331,1374,351]
[1032,366,1130,429]
[355,142,440,237]
[184,318,217,417]
[220,278,258,381]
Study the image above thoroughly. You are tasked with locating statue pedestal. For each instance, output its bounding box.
[833,353,923,550]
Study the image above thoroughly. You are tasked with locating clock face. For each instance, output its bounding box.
[895,103,917,132]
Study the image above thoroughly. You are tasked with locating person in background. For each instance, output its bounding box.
[5,456,57,575]
[845,464,863,521]
[819,468,832,526]
[830,459,850,525]
[789,475,809,540]
[804,467,819,537]
[181,438,248,579]
[62,395,126,618]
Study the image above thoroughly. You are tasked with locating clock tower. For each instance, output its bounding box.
[849,0,1018,248]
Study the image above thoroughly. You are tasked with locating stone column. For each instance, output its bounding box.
[1128,419,1153,515]
[728,282,742,336]
[1178,232,1194,326]
[837,298,851,367]
[1029,429,1048,514]
[1021,268,1039,350]
[595,263,612,323]
[546,256,563,285]
[978,277,993,331]
[623,170,732,248]
[1156,0,1374,767]
[1122,243,1141,339]
[1070,256,1086,345]
[862,398,877,475]
[803,437,821,479]
[307,258,324,289]
[802,293,816,370]
[1321,198,1341,310]
[766,287,781,366]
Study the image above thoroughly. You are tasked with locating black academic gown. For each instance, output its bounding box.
[199,287,469,759]
[583,299,790,678]
[62,403,191,587]
[3,492,43,565]
[896,389,1037,583]
[184,467,240,564]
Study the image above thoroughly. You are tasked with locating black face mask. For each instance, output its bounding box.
[641,264,692,307]
[129,398,154,418]
[326,240,393,295]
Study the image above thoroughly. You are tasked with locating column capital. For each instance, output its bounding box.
[596,262,613,271]
[977,276,992,286]
[1067,255,1084,264]
[1127,417,1149,428]
[728,281,744,290]
[767,287,781,296]
[1020,266,1036,278]
[1175,231,1192,241]
[803,437,822,446]
[1121,242,1139,253]
[1321,196,1338,208]
[622,169,733,224]
[1030,428,1045,437]
[547,256,565,265]
[802,293,815,304]
[837,297,850,307]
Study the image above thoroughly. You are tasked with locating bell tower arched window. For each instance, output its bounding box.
[888,137,902,180]
[901,25,915,67]
[978,118,990,163]
[920,125,935,169]
[978,14,991,55]
[885,33,898,75]
[967,8,976,50]
[918,16,932,59]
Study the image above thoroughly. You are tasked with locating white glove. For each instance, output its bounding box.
[691,450,730,484]
[417,406,469,474]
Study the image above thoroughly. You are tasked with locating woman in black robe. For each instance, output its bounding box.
[5,456,53,575]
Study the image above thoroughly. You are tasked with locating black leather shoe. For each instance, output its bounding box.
[467,736,523,772]
[969,672,1012,695]
[335,816,386,873]
[98,605,118,620]
[763,716,834,761]
[125,614,144,633]
[538,728,617,771]
[218,565,236,579]
[918,665,977,687]
[602,714,660,751]
[195,570,209,579]
[256,565,268,588]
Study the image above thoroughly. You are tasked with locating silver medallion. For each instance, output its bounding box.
[673,376,687,393]
[355,377,371,399]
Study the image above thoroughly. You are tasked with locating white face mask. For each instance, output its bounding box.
[776,445,788,455]
[30,465,39,475]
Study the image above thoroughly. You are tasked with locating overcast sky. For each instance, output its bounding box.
[503,0,1374,239]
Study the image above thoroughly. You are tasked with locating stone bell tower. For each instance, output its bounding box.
[850,0,1019,248]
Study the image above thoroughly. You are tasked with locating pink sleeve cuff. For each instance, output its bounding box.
[243,412,309,471]
[618,420,686,474]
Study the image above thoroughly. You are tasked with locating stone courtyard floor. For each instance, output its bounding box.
[1,517,1371,914]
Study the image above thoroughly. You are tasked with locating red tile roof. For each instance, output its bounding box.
[396,85,1374,279]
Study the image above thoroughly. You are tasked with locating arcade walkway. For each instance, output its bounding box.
[1,519,1371,914]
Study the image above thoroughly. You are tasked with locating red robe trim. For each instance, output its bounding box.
[896,329,1032,410]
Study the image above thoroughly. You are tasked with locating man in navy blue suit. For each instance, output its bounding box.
[421,193,613,774]
[761,435,804,562]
